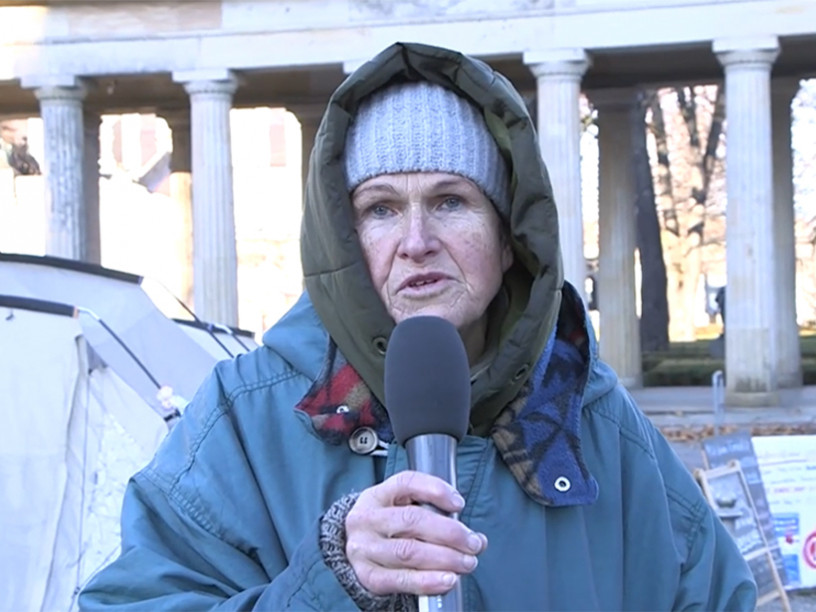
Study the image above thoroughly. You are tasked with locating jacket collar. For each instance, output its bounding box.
[295,284,599,508]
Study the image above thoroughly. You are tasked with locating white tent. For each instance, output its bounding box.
[0,255,259,612]
[0,254,218,408]
[0,296,167,612]
[175,318,260,359]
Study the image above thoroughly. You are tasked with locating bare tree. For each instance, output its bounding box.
[647,85,726,341]
[632,91,669,351]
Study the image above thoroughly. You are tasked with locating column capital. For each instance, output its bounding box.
[28,78,88,103]
[21,73,82,89]
[174,69,240,96]
[714,36,779,68]
[586,87,637,111]
[524,48,590,79]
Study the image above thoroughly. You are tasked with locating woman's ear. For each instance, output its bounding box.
[501,239,514,273]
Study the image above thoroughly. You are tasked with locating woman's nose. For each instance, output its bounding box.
[398,207,439,259]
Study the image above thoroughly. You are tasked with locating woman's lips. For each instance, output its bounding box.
[398,273,449,293]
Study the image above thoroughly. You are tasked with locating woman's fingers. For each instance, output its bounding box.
[357,563,461,597]
[367,470,465,514]
[344,470,489,595]
[362,533,480,572]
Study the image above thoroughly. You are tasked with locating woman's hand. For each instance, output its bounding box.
[345,471,488,596]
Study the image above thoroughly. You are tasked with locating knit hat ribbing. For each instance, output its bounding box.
[344,81,510,211]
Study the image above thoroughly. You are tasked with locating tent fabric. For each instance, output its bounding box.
[176,321,260,359]
[0,255,262,611]
[0,301,168,612]
[0,253,237,612]
[0,255,216,407]
[0,307,82,612]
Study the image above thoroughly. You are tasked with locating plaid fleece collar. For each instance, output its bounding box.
[295,305,598,507]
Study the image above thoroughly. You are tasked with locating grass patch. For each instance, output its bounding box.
[641,335,816,386]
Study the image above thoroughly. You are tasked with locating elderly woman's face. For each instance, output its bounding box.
[352,172,512,360]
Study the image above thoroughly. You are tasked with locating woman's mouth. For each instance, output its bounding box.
[399,274,448,292]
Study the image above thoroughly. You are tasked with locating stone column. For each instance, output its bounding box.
[591,88,642,388]
[714,37,780,403]
[31,81,87,259]
[161,108,194,308]
[524,49,591,301]
[174,70,239,326]
[772,78,802,387]
[83,111,102,265]
[290,103,325,208]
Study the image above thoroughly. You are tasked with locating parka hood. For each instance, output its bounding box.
[301,42,563,425]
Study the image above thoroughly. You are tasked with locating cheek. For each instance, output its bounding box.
[359,231,390,288]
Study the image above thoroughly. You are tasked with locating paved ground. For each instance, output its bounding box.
[633,386,816,611]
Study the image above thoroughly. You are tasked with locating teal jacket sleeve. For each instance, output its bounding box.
[78,465,358,611]
[77,361,361,612]
[646,427,758,612]
[672,502,758,612]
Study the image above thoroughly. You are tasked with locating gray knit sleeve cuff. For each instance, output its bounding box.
[319,492,417,612]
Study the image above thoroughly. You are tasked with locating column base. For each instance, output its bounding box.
[777,369,803,388]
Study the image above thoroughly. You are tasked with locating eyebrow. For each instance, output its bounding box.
[351,176,478,202]
[352,183,400,199]
[428,178,475,192]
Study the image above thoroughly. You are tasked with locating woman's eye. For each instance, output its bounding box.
[440,196,463,210]
[369,204,392,218]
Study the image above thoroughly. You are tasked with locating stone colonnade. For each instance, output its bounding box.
[175,70,240,326]
[20,36,803,403]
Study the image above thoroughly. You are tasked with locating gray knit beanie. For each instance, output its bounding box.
[344,81,510,211]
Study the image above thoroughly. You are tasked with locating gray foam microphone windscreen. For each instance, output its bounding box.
[384,316,471,445]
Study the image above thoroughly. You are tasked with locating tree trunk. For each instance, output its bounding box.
[633,91,670,352]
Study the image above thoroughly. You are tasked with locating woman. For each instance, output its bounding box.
[80,42,755,611]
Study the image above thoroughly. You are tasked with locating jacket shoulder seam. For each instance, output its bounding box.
[584,391,656,460]
[222,367,304,406]
[667,484,708,552]
[141,368,305,532]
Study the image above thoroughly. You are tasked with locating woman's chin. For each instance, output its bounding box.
[394,307,458,327]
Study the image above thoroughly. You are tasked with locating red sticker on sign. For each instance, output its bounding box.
[805,532,816,569]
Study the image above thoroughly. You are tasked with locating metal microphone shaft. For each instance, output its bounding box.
[385,316,471,612]
[406,434,463,612]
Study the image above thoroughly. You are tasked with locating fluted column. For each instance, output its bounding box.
[174,70,239,326]
[33,83,87,259]
[524,49,590,301]
[161,108,194,307]
[290,103,325,207]
[772,78,802,387]
[714,37,779,403]
[83,111,101,264]
[591,88,642,388]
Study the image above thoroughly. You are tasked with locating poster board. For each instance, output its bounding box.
[752,435,816,590]
[694,461,789,610]
[701,432,787,585]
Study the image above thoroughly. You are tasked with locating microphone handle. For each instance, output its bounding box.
[405,434,463,612]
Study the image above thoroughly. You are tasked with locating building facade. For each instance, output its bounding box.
[1,0,815,404]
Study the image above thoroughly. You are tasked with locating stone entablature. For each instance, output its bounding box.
[1,0,813,402]
[2,0,816,82]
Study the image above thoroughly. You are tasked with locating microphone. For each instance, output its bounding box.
[384,316,471,612]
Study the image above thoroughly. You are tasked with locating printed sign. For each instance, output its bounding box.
[702,432,787,584]
[753,435,816,589]
[694,461,789,609]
